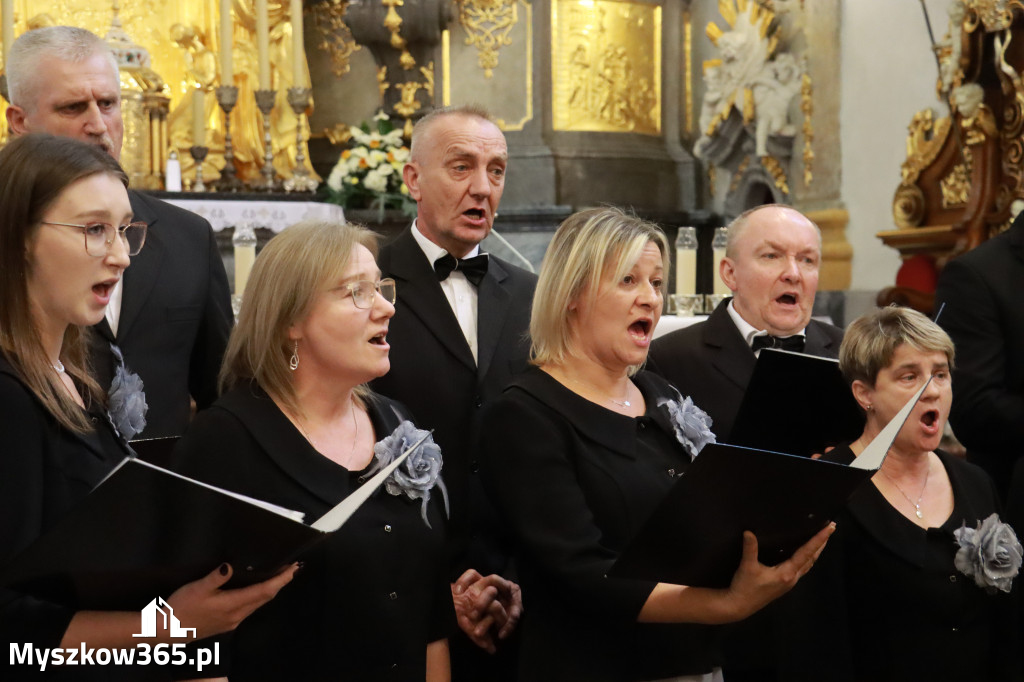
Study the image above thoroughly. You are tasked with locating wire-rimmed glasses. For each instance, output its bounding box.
[42,221,148,257]
[344,278,397,309]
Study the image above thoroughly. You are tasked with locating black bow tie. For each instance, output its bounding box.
[434,253,489,287]
[751,334,806,353]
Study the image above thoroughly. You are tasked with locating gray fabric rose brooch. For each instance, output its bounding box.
[953,513,1023,594]
[656,391,716,460]
[366,420,450,528]
[107,344,148,441]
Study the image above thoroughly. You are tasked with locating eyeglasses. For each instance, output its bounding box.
[42,221,148,257]
[344,278,397,309]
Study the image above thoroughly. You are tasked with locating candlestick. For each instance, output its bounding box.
[256,0,270,90]
[215,85,244,191]
[253,89,280,191]
[189,145,209,192]
[219,0,233,85]
[191,87,205,147]
[283,87,318,193]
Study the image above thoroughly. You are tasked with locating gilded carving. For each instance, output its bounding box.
[420,62,435,99]
[381,0,415,69]
[458,0,518,78]
[971,0,1012,32]
[377,65,391,99]
[940,147,973,208]
[762,155,790,195]
[394,80,424,117]
[893,184,926,229]
[801,71,813,186]
[730,155,751,192]
[552,0,661,134]
[311,0,361,78]
[899,109,951,185]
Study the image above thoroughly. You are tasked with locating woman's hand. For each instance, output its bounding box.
[722,523,835,622]
[166,562,299,640]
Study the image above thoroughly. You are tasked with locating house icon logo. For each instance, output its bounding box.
[132,597,197,639]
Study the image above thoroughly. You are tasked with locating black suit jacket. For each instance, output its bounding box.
[90,191,232,439]
[647,299,844,442]
[371,227,536,575]
[935,216,1024,494]
[0,356,131,679]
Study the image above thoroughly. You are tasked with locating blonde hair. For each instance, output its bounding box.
[531,206,669,372]
[839,305,955,387]
[220,220,379,416]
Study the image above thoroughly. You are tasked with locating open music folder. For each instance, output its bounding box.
[1,432,431,610]
[609,382,928,588]
[729,349,865,457]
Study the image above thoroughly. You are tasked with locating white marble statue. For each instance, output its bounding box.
[752,53,802,157]
[939,1,967,95]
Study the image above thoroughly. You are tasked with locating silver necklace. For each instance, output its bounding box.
[880,461,931,519]
[294,399,359,462]
[53,359,65,373]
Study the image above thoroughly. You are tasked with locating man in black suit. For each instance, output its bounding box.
[648,204,843,681]
[649,205,842,682]
[6,26,232,439]
[935,214,1024,499]
[371,105,536,679]
[649,204,843,443]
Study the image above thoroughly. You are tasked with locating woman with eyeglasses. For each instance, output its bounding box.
[172,220,454,681]
[0,133,297,679]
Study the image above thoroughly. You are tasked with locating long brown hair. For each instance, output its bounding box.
[0,133,128,432]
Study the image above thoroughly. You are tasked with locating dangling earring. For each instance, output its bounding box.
[289,341,299,371]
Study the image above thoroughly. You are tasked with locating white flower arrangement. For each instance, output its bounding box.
[322,112,416,219]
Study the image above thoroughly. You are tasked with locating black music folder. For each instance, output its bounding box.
[609,383,927,588]
[1,432,430,611]
[729,349,864,457]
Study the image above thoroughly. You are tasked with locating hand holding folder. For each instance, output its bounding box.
[1,432,432,610]
[610,382,929,588]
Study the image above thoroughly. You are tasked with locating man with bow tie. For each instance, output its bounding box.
[372,105,536,680]
[647,203,843,681]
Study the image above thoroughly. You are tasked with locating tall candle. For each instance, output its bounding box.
[256,0,270,90]
[192,87,205,146]
[232,224,258,295]
[2,0,14,65]
[674,226,697,295]
[219,0,233,85]
[291,0,304,86]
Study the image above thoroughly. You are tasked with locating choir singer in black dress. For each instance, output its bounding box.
[0,134,296,680]
[480,206,834,682]
[783,306,1021,681]
[173,220,454,681]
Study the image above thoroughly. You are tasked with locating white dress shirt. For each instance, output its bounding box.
[411,222,480,364]
[726,299,805,357]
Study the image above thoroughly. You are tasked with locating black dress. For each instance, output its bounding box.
[0,355,133,680]
[480,367,720,682]
[171,384,454,681]
[782,448,1020,681]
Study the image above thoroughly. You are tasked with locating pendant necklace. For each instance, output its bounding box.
[566,376,632,408]
[880,460,931,519]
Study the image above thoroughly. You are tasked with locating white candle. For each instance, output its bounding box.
[2,0,14,65]
[219,0,233,85]
[256,0,270,90]
[192,87,205,146]
[290,0,304,86]
[675,248,697,296]
[234,242,255,295]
